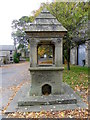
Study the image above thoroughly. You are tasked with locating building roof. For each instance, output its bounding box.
[0,45,15,51]
[25,8,67,32]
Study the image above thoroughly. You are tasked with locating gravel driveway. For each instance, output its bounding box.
[0,62,30,113]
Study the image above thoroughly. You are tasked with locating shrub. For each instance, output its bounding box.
[13,52,20,63]
[14,57,19,63]
[3,58,7,64]
[17,53,21,60]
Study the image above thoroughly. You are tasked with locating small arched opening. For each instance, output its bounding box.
[42,84,51,95]
[37,43,55,65]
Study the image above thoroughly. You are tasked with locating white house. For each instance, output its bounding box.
[70,18,90,67]
[70,41,89,67]
[0,45,15,64]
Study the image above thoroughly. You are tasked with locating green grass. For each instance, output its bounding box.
[26,58,30,61]
[63,64,88,90]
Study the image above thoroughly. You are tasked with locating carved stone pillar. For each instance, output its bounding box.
[55,38,63,67]
[29,38,37,67]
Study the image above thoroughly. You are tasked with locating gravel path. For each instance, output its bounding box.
[0,62,30,113]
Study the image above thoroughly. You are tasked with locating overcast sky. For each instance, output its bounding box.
[0,0,87,45]
[0,0,53,45]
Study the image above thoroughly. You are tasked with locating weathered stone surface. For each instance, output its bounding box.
[25,8,67,32]
[18,94,77,106]
[27,32,66,38]
[25,8,67,96]
[29,67,64,96]
[29,67,64,71]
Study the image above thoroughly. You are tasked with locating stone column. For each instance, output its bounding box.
[55,38,63,67]
[29,38,37,67]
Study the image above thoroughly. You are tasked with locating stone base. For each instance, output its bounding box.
[5,82,88,113]
[18,94,77,106]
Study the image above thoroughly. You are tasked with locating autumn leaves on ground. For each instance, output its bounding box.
[7,64,88,118]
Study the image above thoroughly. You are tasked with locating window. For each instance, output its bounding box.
[10,57,13,61]
[10,50,12,54]
[37,44,55,65]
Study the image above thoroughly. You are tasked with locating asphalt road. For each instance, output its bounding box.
[0,62,30,113]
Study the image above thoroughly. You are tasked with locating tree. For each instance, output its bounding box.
[11,4,45,53]
[38,45,53,57]
[11,16,33,50]
[13,52,20,63]
[11,2,88,69]
[47,2,88,70]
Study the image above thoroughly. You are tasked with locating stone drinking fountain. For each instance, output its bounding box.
[16,8,87,111]
[25,8,67,96]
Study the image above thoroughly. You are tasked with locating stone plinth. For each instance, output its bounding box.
[18,94,77,106]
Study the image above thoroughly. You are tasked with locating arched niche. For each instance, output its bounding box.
[42,84,51,95]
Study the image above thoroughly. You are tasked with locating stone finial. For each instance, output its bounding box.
[41,8,50,13]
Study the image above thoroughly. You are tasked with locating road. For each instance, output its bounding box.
[0,62,30,113]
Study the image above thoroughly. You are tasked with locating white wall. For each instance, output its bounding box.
[0,50,15,63]
[70,43,88,67]
[78,44,86,66]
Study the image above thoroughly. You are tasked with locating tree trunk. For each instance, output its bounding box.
[67,59,70,70]
[77,46,79,65]
[67,48,70,70]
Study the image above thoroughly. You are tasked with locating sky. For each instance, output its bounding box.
[0,0,87,45]
[0,0,53,45]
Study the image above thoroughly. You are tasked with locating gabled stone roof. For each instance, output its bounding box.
[25,8,67,32]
